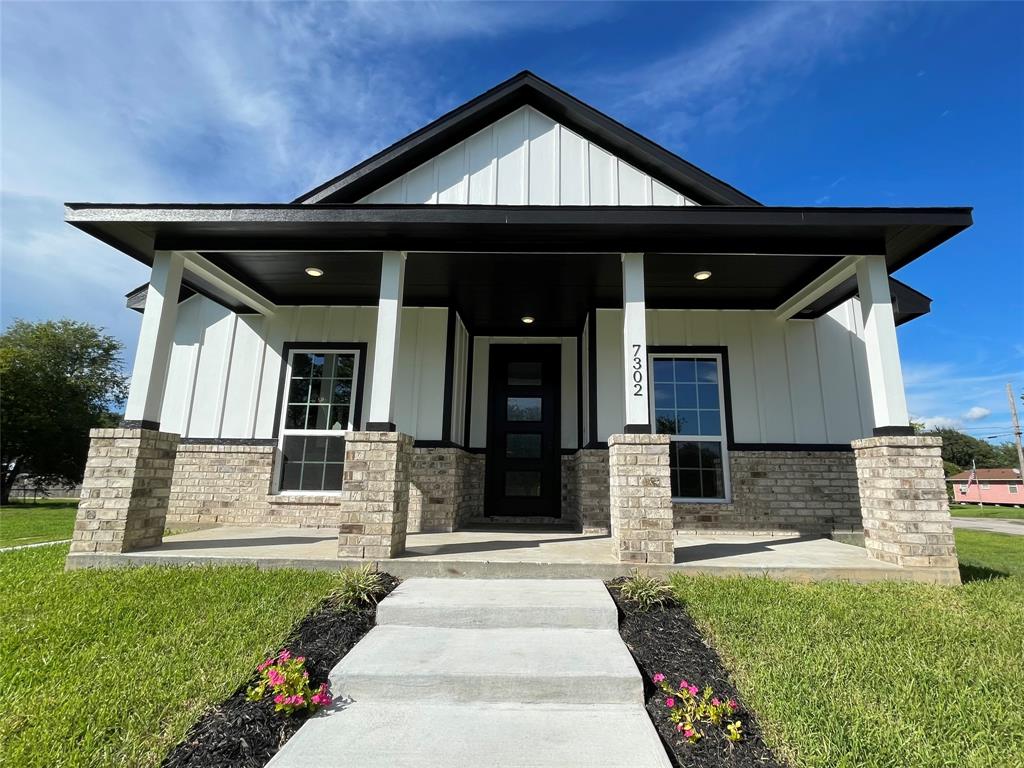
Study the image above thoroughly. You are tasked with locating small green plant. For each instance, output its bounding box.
[653,673,743,744]
[617,570,674,611]
[246,649,332,715]
[331,564,388,609]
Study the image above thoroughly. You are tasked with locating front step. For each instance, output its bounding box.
[330,625,643,704]
[265,702,674,768]
[376,577,618,629]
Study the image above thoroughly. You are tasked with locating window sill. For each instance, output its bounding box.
[267,491,347,504]
[672,497,732,504]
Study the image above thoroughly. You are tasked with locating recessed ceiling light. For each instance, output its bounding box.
[305,267,324,277]
[521,316,535,324]
[693,270,712,281]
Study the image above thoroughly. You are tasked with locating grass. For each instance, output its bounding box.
[669,530,1024,768]
[0,501,78,547]
[949,503,1024,520]
[0,545,343,767]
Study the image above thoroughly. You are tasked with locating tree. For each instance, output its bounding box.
[922,426,1006,476]
[0,319,128,505]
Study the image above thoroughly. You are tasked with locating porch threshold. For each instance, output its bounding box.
[63,527,960,585]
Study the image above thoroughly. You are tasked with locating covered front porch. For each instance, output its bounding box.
[65,524,962,583]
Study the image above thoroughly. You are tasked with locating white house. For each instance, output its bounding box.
[66,72,970,576]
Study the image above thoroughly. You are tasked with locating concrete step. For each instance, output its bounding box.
[330,625,643,704]
[266,702,673,768]
[376,577,618,629]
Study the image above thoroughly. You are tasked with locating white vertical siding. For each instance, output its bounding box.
[158,299,448,440]
[360,106,698,207]
[594,304,876,444]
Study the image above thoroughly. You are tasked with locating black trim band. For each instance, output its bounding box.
[365,421,397,432]
[463,333,475,448]
[623,423,652,434]
[731,443,854,452]
[587,308,598,445]
[180,437,277,446]
[441,307,457,442]
[872,426,917,437]
[120,419,161,431]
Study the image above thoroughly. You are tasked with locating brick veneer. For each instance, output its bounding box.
[852,435,959,572]
[607,434,674,564]
[337,431,413,558]
[167,443,275,528]
[409,447,485,532]
[71,428,180,554]
[673,450,861,534]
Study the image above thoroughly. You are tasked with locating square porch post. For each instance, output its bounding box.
[608,253,674,564]
[71,250,184,557]
[851,255,958,581]
[339,250,412,559]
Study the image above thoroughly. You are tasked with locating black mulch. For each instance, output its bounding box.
[162,574,399,768]
[608,581,786,768]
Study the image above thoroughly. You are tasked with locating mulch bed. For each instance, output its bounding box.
[608,581,786,768]
[162,574,399,768]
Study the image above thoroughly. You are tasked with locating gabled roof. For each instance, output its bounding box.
[294,70,759,206]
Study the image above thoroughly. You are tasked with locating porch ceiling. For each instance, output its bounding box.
[66,203,971,332]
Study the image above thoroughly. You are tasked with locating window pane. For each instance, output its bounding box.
[676,410,699,434]
[696,359,718,383]
[507,397,542,421]
[699,410,722,436]
[506,433,542,458]
[674,359,697,382]
[335,355,355,378]
[508,361,542,386]
[329,406,349,431]
[288,378,311,404]
[673,441,699,468]
[282,436,304,463]
[653,359,675,382]
[303,437,328,463]
[325,437,346,462]
[505,471,541,497]
[307,354,326,378]
[285,404,306,430]
[670,441,724,499]
[282,462,302,490]
[675,383,698,409]
[322,464,344,491]
[701,469,724,498]
[697,383,719,409]
[654,382,675,409]
[332,381,352,405]
[309,379,332,404]
[291,353,315,378]
[307,405,331,430]
[299,463,325,491]
[675,469,701,498]
[655,411,677,435]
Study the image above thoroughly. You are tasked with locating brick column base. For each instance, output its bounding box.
[608,434,674,565]
[70,427,180,554]
[337,431,413,559]
[852,435,959,574]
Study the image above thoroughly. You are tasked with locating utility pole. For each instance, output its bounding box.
[1008,382,1024,483]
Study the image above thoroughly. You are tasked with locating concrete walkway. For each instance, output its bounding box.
[268,579,672,768]
[951,517,1024,536]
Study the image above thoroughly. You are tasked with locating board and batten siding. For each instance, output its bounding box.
[594,302,876,444]
[156,297,449,441]
[359,106,698,207]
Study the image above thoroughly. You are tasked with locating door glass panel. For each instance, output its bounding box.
[506,433,542,458]
[505,471,541,497]
[507,397,542,421]
[508,361,542,386]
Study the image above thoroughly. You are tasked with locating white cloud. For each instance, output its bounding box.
[918,416,961,430]
[963,406,992,421]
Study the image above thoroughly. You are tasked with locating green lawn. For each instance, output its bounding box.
[670,530,1024,768]
[0,545,342,767]
[949,503,1024,520]
[0,501,78,547]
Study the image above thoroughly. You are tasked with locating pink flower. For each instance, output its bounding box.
[296,656,305,664]
[273,694,285,705]
[664,697,675,708]
[279,650,292,662]
[653,673,665,683]
[675,723,685,732]
[728,699,738,710]
[683,728,695,739]
[679,679,689,690]
[267,668,285,686]
[688,684,699,696]
[711,697,721,706]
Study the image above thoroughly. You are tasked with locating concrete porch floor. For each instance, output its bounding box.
[64,526,961,584]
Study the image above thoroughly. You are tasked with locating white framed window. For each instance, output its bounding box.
[981,482,991,489]
[959,484,968,494]
[649,352,730,502]
[276,348,361,493]
[1009,484,1018,494]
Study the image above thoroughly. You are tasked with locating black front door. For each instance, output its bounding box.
[484,345,561,518]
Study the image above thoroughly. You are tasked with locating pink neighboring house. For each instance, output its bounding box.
[948,468,1022,505]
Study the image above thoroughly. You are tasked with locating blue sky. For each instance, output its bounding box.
[2,1,1021,441]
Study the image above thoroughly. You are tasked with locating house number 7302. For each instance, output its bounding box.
[632,344,644,396]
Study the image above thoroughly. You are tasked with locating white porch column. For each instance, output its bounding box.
[856,255,911,434]
[621,252,651,432]
[366,250,406,431]
[123,250,185,428]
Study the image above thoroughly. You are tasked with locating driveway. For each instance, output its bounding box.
[951,517,1024,536]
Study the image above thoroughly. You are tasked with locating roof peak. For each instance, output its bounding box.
[294,70,759,206]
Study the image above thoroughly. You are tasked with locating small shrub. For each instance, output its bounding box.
[246,650,332,715]
[331,564,388,610]
[652,672,743,744]
[617,571,674,611]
